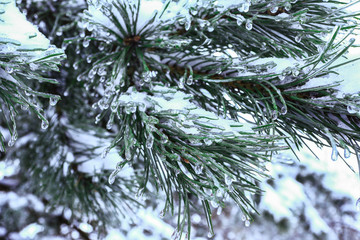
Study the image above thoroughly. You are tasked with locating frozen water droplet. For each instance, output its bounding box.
[217,207,222,215]
[280,105,287,115]
[8,138,15,147]
[292,69,300,77]
[295,35,302,43]
[83,39,90,48]
[73,62,79,70]
[97,66,107,76]
[331,147,338,161]
[106,120,113,130]
[194,164,203,174]
[5,66,13,74]
[356,198,360,211]
[211,199,219,208]
[244,219,251,227]
[125,103,136,114]
[204,139,213,146]
[95,114,101,124]
[98,43,105,51]
[146,135,154,148]
[29,63,38,71]
[272,110,278,120]
[347,105,357,114]
[186,75,194,85]
[208,26,214,32]
[21,104,29,110]
[138,103,146,112]
[108,169,118,185]
[41,120,49,129]
[49,97,59,106]
[241,214,247,221]
[245,20,253,31]
[225,174,233,186]
[185,18,191,31]
[56,30,62,36]
[236,16,244,26]
[207,231,214,238]
[270,6,279,14]
[284,2,292,11]
[344,147,351,159]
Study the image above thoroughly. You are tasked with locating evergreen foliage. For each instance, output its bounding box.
[1,0,360,238]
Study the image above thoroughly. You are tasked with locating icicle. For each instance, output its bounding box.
[41,120,49,130]
[325,128,338,161]
[356,198,360,211]
[331,148,338,161]
[244,219,251,227]
[216,207,222,215]
[245,19,253,31]
[344,146,351,159]
[88,69,96,79]
[108,162,124,185]
[106,118,113,130]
